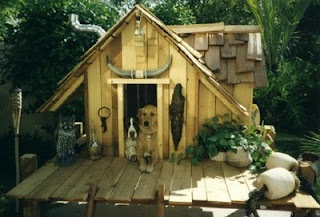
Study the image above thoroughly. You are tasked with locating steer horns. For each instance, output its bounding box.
[107,55,172,78]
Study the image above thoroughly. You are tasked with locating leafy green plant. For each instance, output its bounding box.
[301,131,320,154]
[246,125,272,173]
[186,115,248,165]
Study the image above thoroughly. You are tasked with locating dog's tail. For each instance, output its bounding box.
[245,185,267,217]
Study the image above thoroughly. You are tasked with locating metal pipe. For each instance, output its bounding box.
[69,14,106,38]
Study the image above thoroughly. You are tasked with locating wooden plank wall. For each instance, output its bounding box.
[86,16,254,158]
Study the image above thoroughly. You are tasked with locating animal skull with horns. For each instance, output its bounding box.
[107,55,172,78]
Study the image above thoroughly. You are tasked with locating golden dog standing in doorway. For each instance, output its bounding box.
[136,105,159,173]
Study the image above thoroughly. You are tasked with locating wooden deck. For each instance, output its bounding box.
[6,157,320,213]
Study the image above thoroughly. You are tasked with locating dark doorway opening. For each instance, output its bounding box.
[125,84,157,119]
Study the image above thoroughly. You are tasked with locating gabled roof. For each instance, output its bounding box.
[37,4,257,117]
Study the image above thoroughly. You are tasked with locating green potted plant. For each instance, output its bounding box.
[186,115,249,165]
[246,125,273,173]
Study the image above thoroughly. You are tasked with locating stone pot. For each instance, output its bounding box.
[209,152,227,161]
[227,147,252,168]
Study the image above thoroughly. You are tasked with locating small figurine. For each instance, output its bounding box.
[56,115,76,166]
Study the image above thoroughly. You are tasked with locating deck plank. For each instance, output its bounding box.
[191,163,207,202]
[49,160,94,200]
[95,158,128,201]
[169,160,192,205]
[203,161,231,204]
[63,158,113,201]
[6,164,59,199]
[132,163,162,202]
[26,159,85,200]
[240,168,257,191]
[108,162,141,203]
[158,160,174,201]
[221,162,250,203]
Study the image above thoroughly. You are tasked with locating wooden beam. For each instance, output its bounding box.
[169,23,225,34]
[49,75,84,111]
[107,78,170,84]
[117,84,125,157]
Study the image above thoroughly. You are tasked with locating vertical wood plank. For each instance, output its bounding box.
[117,84,125,157]
[100,48,113,156]
[87,58,102,144]
[233,83,253,125]
[110,36,122,155]
[186,64,198,146]
[20,154,40,217]
[122,18,136,70]
[157,84,164,159]
[136,18,147,70]
[158,34,170,158]
[147,21,159,70]
[168,45,187,155]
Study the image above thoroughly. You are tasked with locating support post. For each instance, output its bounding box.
[86,182,98,217]
[20,154,40,217]
[157,184,165,217]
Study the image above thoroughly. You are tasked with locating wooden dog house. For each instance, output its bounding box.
[37,5,267,158]
[8,5,320,217]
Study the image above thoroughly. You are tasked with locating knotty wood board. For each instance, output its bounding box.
[158,160,174,201]
[132,163,162,202]
[6,164,59,199]
[95,158,128,201]
[203,161,231,204]
[108,162,141,203]
[49,160,94,200]
[26,159,86,200]
[191,164,207,202]
[169,160,192,205]
[63,158,112,201]
[221,162,250,203]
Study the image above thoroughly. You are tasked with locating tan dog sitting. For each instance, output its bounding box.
[136,105,159,173]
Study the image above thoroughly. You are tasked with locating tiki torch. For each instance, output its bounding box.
[11,87,22,185]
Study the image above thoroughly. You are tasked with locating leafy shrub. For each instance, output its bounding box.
[254,58,319,131]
